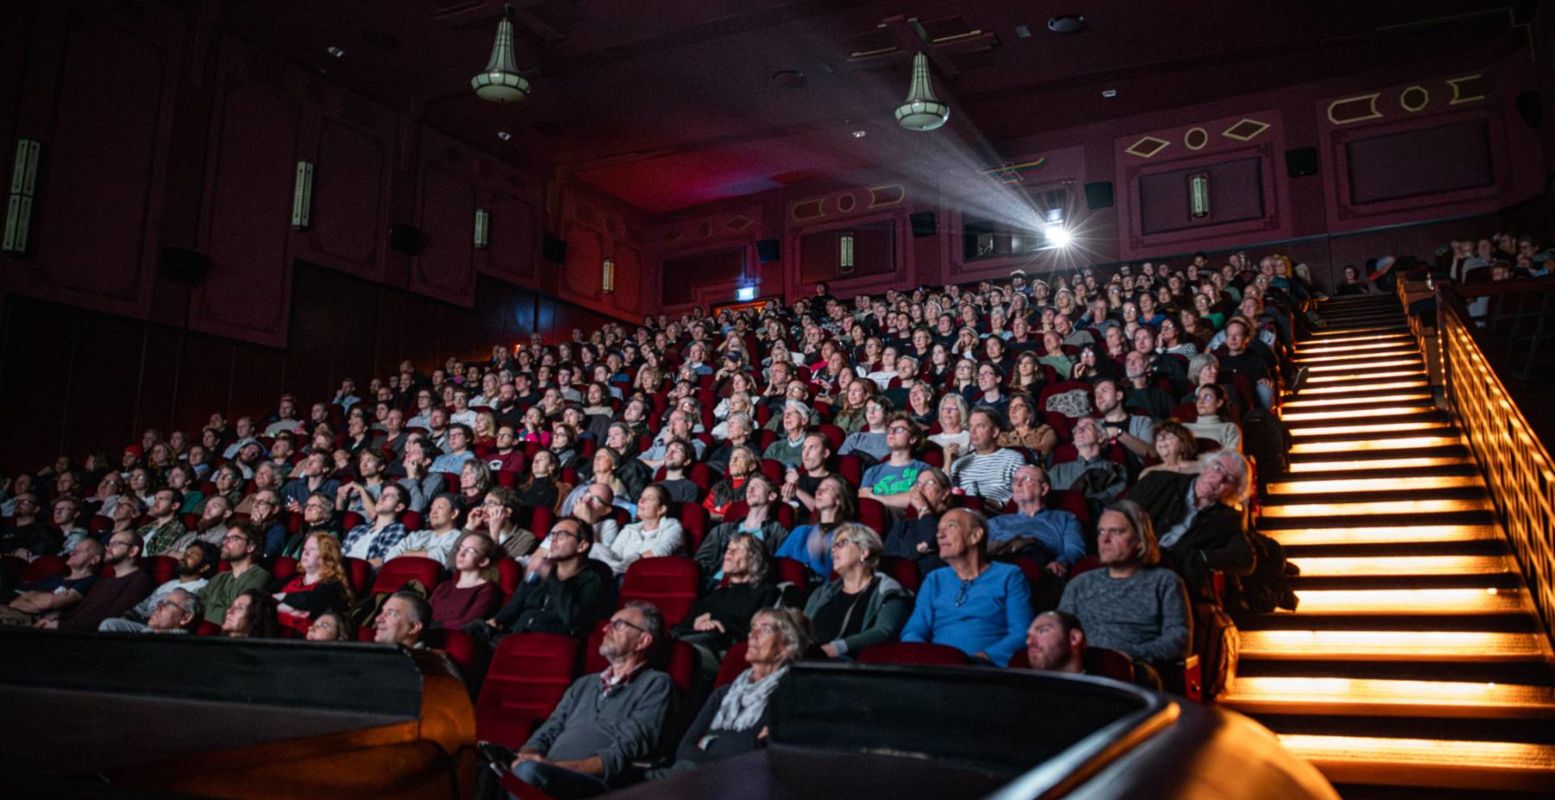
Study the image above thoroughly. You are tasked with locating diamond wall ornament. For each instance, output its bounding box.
[1125,135,1171,159]
[1221,118,1271,141]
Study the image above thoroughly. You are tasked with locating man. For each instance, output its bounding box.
[1123,351,1175,421]
[341,483,411,567]
[0,491,56,557]
[397,434,438,512]
[407,387,437,430]
[1128,450,1255,597]
[1093,377,1156,460]
[333,378,362,413]
[572,484,622,551]
[43,531,154,631]
[605,423,652,503]
[374,590,431,648]
[473,517,615,640]
[234,461,282,515]
[858,413,930,510]
[425,406,452,451]
[1,538,101,624]
[281,451,341,508]
[199,522,271,624]
[781,430,835,516]
[428,423,477,479]
[640,410,703,470]
[486,425,526,474]
[336,449,391,517]
[264,394,304,436]
[280,491,338,558]
[113,540,218,626]
[1054,313,1095,348]
[1024,610,1087,674]
[52,496,91,555]
[703,413,754,474]
[1214,317,1275,409]
[448,386,477,429]
[1047,417,1128,505]
[900,508,1032,666]
[381,408,411,460]
[139,488,189,557]
[101,587,201,635]
[762,401,810,468]
[386,493,466,568]
[948,408,1026,506]
[504,601,674,799]
[987,466,1085,575]
[654,440,701,504]
[165,494,233,553]
[221,416,259,459]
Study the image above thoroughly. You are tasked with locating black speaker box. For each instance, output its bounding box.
[158,246,209,285]
[1516,90,1542,130]
[1285,147,1319,177]
[756,238,781,263]
[542,235,568,263]
[1083,181,1114,210]
[388,224,426,255]
[909,212,937,237]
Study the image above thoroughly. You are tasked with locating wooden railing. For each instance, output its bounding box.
[1435,285,1555,645]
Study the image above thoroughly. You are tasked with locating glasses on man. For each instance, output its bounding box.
[608,617,646,634]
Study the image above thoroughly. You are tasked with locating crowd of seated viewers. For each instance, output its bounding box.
[4,237,1535,796]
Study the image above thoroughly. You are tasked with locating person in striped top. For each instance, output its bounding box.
[948,408,1026,507]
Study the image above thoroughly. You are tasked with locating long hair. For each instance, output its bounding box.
[308,532,355,607]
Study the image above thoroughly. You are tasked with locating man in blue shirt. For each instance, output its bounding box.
[900,508,1032,666]
[987,465,1085,576]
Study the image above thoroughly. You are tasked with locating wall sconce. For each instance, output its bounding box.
[1189,172,1210,219]
[4,139,42,254]
[291,160,314,229]
[839,232,855,273]
[474,208,490,249]
[601,257,615,293]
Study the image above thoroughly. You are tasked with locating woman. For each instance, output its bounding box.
[696,475,790,578]
[560,447,627,516]
[1058,501,1191,673]
[1011,351,1046,396]
[1157,317,1198,357]
[663,608,810,774]
[947,359,978,402]
[428,532,504,629]
[591,485,684,576]
[924,342,954,384]
[1178,309,1212,350]
[1181,353,1220,405]
[583,383,616,441]
[1333,264,1374,296]
[274,532,354,632]
[831,379,874,436]
[703,445,758,519]
[516,406,551,446]
[905,382,936,428]
[1185,384,1242,451]
[997,393,1056,456]
[837,396,892,463]
[882,468,952,576]
[515,449,561,511]
[1141,421,1199,476]
[928,393,970,462]
[125,466,155,506]
[674,533,781,654]
[472,411,498,453]
[548,423,581,470]
[774,475,854,579]
[804,523,912,658]
[305,610,353,642]
[1193,292,1225,331]
[459,459,493,507]
[223,589,279,639]
[1070,344,1117,382]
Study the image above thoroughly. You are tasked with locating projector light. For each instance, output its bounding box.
[736,286,757,302]
[1045,225,1073,248]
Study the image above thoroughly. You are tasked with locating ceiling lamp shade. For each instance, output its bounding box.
[894,52,950,131]
[471,5,531,103]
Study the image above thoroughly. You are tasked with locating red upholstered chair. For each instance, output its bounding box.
[582,623,698,696]
[670,502,710,554]
[495,557,524,596]
[402,510,424,531]
[759,458,785,484]
[835,454,864,487]
[21,554,65,584]
[1170,403,1198,422]
[1,555,27,587]
[856,642,970,666]
[495,469,519,488]
[816,424,845,452]
[1195,438,1222,454]
[435,629,482,682]
[1048,489,1094,535]
[475,633,581,749]
[269,556,298,585]
[180,513,200,531]
[771,557,809,589]
[195,620,222,637]
[717,642,750,687]
[718,500,795,530]
[370,556,444,596]
[1069,555,1102,577]
[143,555,180,586]
[1084,647,1139,684]
[879,555,921,594]
[344,557,374,594]
[618,556,700,625]
[342,511,365,531]
[856,497,890,537]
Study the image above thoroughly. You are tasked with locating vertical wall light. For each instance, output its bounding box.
[601,257,615,293]
[291,160,315,230]
[3,139,42,254]
[839,232,855,273]
[1189,172,1210,219]
[474,208,490,249]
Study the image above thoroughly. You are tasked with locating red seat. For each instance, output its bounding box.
[342,511,365,531]
[144,555,180,585]
[1006,645,1135,684]
[670,502,709,554]
[856,497,890,537]
[21,554,65,584]
[879,555,921,593]
[856,642,971,666]
[719,500,795,530]
[475,633,580,749]
[581,623,698,695]
[371,555,444,595]
[1069,555,1102,577]
[435,629,482,682]
[835,454,864,487]
[618,556,700,625]
[816,424,845,452]
[195,620,222,636]
[717,642,750,687]
[1170,403,1198,422]
[495,557,524,595]
[180,513,200,530]
[495,469,520,488]
[270,555,299,585]
[344,557,374,593]
[771,557,808,588]
[402,510,424,531]
[1,555,27,586]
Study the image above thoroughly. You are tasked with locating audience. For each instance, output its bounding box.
[900,508,1033,666]
[803,523,912,659]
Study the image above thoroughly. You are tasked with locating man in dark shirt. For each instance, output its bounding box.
[473,517,615,641]
[44,531,154,630]
[0,492,56,558]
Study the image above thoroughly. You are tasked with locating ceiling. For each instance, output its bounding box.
[220,0,1528,215]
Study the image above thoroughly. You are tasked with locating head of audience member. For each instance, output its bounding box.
[374,483,408,522]
[1195,450,1250,509]
[1152,421,1197,468]
[223,589,278,638]
[306,610,353,642]
[51,496,82,533]
[178,540,218,580]
[1194,383,1229,421]
[1025,610,1086,673]
[1096,500,1159,576]
[967,407,1004,455]
[1009,465,1051,513]
[745,607,812,681]
[829,522,883,580]
[599,600,664,673]
[374,591,430,647]
[781,401,809,439]
[1070,416,1104,459]
[146,588,202,633]
[799,431,830,474]
[220,521,261,567]
[936,507,989,569]
[102,530,144,574]
[576,483,615,524]
[722,532,770,585]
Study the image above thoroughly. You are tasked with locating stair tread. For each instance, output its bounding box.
[1268,476,1483,495]
[1289,435,1463,455]
[1240,630,1552,662]
[1285,457,1475,475]
[1281,393,1434,410]
[1261,497,1493,519]
[1224,677,1555,718]
[1290,555,1514,578]
[1276,734,1555,791]
[1268,525,1500,549]
[1283,588,1528,615]
[1287,420,1453,438]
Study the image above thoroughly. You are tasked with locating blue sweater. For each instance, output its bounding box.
[900,561,1032,666]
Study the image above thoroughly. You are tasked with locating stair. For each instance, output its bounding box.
[1216,293,1555,796]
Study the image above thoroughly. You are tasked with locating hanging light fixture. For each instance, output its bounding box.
[471,5,531,103]
[894,52,950,132]
[1190,172,1211,218]
[839,233,856,273]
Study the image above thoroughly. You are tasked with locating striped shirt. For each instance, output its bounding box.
[949,448,1026,505]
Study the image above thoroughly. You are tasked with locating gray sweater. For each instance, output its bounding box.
[1058,567,1192,663]
[525,668,674,781]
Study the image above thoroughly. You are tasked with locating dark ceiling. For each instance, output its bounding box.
[220,0,1529,215]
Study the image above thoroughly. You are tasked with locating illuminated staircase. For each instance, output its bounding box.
[1217,293,1555,797]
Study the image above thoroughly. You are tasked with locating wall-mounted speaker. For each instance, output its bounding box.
[158,245,209,285]
[1516,90,1543,130]
[909,211,937,237]
[1285,147,1319,178]
[388,223,426,255]
[756,238,781,263]
[1083,181,1114,210]
[541,234,568,263]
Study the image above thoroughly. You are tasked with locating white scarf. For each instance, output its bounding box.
[710,665,788,732]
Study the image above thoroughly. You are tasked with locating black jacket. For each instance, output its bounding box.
[1126,471,1253,596]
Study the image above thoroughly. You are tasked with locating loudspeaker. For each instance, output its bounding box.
[542,234,568,263]
[756,238,781,263]
[1083,181,1114,210]
[1285,147,1319,177]
[1516,90,1542,130]
[388,223,425,255]
[909,212,937,237]
[158,246,209,285]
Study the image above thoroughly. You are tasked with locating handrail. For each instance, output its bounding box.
[1435,286,1555,647]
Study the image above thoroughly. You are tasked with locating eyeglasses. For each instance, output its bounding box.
[221,534,250,544]
[155,599,191,613]
[608,618,646,634]
[549,528,581,541]
[830,538,856,551]
[954,578,975,607]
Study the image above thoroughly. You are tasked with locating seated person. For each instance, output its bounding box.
[108,540,215,625]
[429,532,505,630]
[654,440,703,504]
[274,532,354,632]
[1058,501,1191,672]
[374,590,431,648]
[695,475,790,579]
[804,524,912,659]
[470,516,615,642]
[222,588,279,638]
[503,602,674,799]
[200,521,272,625]
[1128,450,1255,597]
[591,485,685,576]
[306,610,355,642]
[837,397,893,463]
[986,465,1085,576]
[761,401,811,468]
[1183,384,1242,452]
[100,587,202,635]
[674,533,781,656]
[1046,417,1128,506]
[0,538,102,625]
[702,445,758,519]
[857,412,931,510]
[340,483,412,567]
[948,408,1026,506]
[774,475,854,579]
[882,468,953,577]
[42,531,155,631]
[661,607,809,776]
[900,508,1033,666]
[1023,610,1086,674]
[464,487,537,561]
[1140,421,1200,477]
[385,494,467,568]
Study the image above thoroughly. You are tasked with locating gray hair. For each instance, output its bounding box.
[725,532,771,583]
[831,522,883,568]
[1187,352,1219,379]
[1200,449,1251,505]
[752,607,812,664]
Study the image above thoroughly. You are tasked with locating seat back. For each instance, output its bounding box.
[618,556,700,625]
[370,555,444,596]
[270,556,299,585]
[495,557,524,595]
[856,497,890,537]
[344,557,374,594]
[670,502,710,554]
[716,642,750,687]
[475,633,581,749]
[1083,646,1138,684]
[144,555,181,586]
[879,555,921,593]
[856,642,970,666]
[21,554,66,584]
